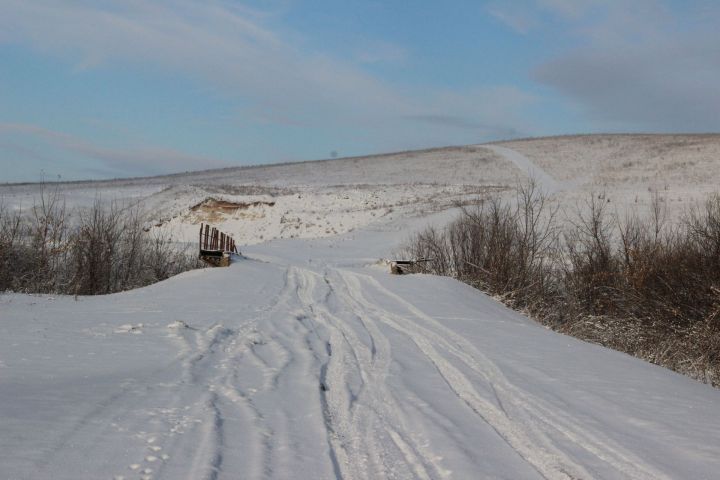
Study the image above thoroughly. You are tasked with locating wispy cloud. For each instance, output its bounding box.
[535,0,605,20]
[0,123,231,178]
[487,3,539,35]
[0,1,534,129]
[0,0,406,126]
[406,85,536,137]
[406,114,522,139]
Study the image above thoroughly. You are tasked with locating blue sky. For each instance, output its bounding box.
[1,0,719,182]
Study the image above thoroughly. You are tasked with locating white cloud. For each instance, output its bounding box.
[490,0,720,132]
[487,4,538,35]
[535,37,720,131]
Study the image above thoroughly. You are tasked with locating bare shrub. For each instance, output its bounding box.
[1,190,203,296]
[407,179,559,312]
[1,184,72,293]
[69,200,122,295]
[138,227,202,286]
[69,201,204,295]
[403,182,720,386]
[0,202,27,291]
[562,194,618,316]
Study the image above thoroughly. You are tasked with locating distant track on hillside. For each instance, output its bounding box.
[483,145,562,194]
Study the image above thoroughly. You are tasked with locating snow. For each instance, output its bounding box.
[2,135,720,479]
[484,145,562,194]
[497,134,720,221]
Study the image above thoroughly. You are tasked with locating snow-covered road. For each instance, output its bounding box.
[2,224,720,479]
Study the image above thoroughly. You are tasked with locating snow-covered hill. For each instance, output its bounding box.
[4,134,717,247]
[2,135,720,479]
[497,134,720,221]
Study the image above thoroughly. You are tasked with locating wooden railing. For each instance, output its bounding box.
[199,223,238,254]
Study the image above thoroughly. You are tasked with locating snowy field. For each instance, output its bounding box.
[2,135,720,479]
[497,134,720,221]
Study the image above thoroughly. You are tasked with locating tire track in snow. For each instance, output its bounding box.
[154,267,301,480]
[325,269,454,480]
[209,266,301,480]
[187,393,224,480]
[291,266,446,480]
[161,325,246,480]
[338,270,581,479]
[342,270,671,480]
[291,267,355,479]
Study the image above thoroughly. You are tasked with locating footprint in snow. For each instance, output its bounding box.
[114,323,143,334]
[166,320,192,330]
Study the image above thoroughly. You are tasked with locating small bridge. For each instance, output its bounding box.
[389,258,433,275]
[199,223,238,267]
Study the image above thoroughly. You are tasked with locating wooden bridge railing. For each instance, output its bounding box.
[199,223,238,254]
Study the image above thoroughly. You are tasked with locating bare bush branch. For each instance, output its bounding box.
[402,181,720,387]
